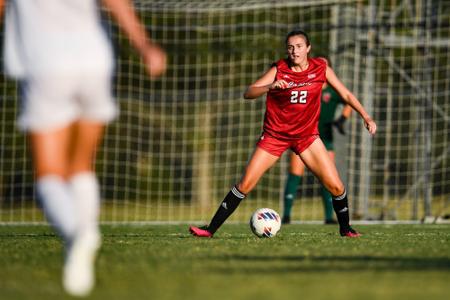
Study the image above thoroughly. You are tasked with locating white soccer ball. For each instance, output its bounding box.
[249,208,281,238]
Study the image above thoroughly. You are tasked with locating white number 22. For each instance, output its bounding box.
[290,90,307,104]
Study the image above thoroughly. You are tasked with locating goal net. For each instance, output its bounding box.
[0,0,449,223]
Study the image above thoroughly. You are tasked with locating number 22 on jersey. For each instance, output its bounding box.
[290,90,308,104]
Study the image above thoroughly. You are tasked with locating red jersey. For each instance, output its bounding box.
[263,57,327,140]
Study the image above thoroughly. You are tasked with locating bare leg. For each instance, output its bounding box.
[30,126,77,241]
[237,147,280,194]
[68,120,105,175]
[289,151,306,176]
[299,139,359,237]
[63,120,105,296]
[193,147,279,235]
[30,119,104,177]
[298,139,344,196]
[67,120,105,233]
[30,127,71,178]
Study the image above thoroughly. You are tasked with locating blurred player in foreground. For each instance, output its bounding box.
[282,57,352,225]
[189,29,376,238]
[0,0,166,296]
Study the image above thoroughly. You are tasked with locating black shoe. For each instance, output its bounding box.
[281,216,291,224]
[324,219,338,225]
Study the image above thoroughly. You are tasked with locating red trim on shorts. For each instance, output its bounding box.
[256,133,319,157]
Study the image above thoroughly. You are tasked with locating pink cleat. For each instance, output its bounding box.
[189,226,213,238]
[340,227,361,238]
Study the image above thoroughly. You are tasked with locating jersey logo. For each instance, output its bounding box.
[322,92,331,103]
[308,73,316,79]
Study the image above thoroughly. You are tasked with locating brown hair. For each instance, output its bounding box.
[285,29,310,46]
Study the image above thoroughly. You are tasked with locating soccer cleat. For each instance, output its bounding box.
[63,229,101,297]
[340,227,361,238]
[281,216,291,224]
[189,225,213,237]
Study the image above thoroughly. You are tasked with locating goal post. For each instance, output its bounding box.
[0,0,449,224]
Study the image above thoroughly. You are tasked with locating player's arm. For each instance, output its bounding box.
[101,0,166,78]
[326,65,376,135]
[243,66,288,99]
[341,104,352,118]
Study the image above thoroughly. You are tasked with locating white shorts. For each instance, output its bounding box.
[18,70,118,132]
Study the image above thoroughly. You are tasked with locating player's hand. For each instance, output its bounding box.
[332,115,347,135]
[142,44,167,78]
[364,118,377,135]
[270,80,289,90]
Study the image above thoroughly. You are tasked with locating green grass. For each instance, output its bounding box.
[0,224,449,300]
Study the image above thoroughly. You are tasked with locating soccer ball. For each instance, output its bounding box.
[249,208,281,238]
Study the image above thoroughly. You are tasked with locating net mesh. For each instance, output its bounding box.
[0,0,449,223]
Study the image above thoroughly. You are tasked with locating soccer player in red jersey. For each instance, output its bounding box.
[189,29,376,238]
[282,57,353,225]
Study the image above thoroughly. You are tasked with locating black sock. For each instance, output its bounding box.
[332,190,351,232]
[207,186,246,233]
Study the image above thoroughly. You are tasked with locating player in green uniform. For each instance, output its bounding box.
[282,58,352,224]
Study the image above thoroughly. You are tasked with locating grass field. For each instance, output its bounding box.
[0,224,449,300]
[2,196,449,223]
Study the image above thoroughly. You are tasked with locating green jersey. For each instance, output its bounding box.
[318,85,344,143]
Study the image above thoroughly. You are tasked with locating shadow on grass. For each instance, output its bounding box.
[208,254,450,273]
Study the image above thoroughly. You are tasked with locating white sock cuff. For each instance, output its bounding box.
[232,186,246,199]
[69,172,98,189]
[37,174,65,187]
[36,174,77,241]
[332,189,347,201]
[69,172,100,232]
